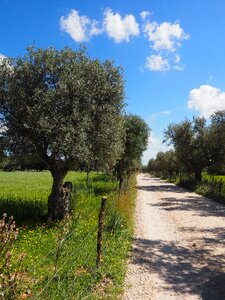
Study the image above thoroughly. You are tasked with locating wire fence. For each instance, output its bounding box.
[28,209,99,276]
[1,175,122,300]
[28,197,116,299]
[4,205,108,299]
[34,223,99,299]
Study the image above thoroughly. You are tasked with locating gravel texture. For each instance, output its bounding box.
[122,173,225,300]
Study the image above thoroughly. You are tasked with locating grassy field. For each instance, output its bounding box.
[0,171,136,299]
[175,172,225,204]
[0,171,90,221]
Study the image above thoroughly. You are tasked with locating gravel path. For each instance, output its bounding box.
[122,173,225,300]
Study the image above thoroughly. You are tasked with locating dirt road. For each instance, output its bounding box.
[123,173,225,300]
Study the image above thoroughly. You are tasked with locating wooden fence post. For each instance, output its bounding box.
[96,196,107,268]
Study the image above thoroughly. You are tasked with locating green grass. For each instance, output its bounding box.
[0,171,99,221]
[0,171,136,299]
[176,172,225,204]
[202,172,225,182]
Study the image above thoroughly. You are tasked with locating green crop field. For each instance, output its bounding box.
[0,170,93,201]
[0,171,136,299]
[0,171,99,221]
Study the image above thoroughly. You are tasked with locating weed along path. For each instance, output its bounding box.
[123,173,225,300]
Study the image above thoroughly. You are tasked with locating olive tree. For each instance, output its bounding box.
[207,110,225,174]
[164,117,210,182]
[80,60,125,181]
[148,150,178,180]
[115,114,149,190]
[0,46,125,220]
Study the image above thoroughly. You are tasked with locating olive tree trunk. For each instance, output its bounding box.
[194,169,202,182]
[118,172,125,192]
[48,170,68,221]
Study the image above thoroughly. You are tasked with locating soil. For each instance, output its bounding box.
[122,174,225,300]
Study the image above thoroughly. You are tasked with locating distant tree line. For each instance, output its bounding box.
[0,46,149,220]
[146,111,225,181]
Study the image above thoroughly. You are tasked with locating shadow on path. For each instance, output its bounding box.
[151,196,225,218]
[131,237,225,299]
[138,175,225,218]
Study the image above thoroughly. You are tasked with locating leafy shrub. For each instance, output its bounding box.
[177,178,197,191]
[196,179,225,203]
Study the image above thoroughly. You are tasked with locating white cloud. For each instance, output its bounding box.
[142,134,172,165]
[148,110,171,122]
[175,54,181,63]
[145,54,170,71]
[140,11,150,21]
[187,85,225,118]
[103,8,139,43]
[144,21,189,52]
[173,54,184,71]
[143,20,189,72]
[173,65,184,71]
[60,10,102,42]
[173,56,184,71]
[59,9,189,72]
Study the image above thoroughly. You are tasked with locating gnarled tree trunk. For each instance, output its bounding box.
[48,170,68,221]
[194,169,202,182]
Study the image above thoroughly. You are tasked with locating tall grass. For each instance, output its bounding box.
[0,171,136,299]
[196,174,225,203]
[176,172,225,204]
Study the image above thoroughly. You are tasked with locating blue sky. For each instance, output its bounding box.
[1,0,225,164]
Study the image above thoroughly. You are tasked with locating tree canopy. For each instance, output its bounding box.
[0,46,126,220]
[148,111,225,181]
[147,150,178,179]
[115,114,149,190]
[164,117,210,181]
[207,110,225,174]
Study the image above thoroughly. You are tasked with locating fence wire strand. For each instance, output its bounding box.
[2,207,100,297]
[4,194,115,298]
[34,224,99,299]
[35,199,114,299]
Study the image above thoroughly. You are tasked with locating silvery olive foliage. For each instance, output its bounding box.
[0,46,125,219]
[115,114,149,190]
